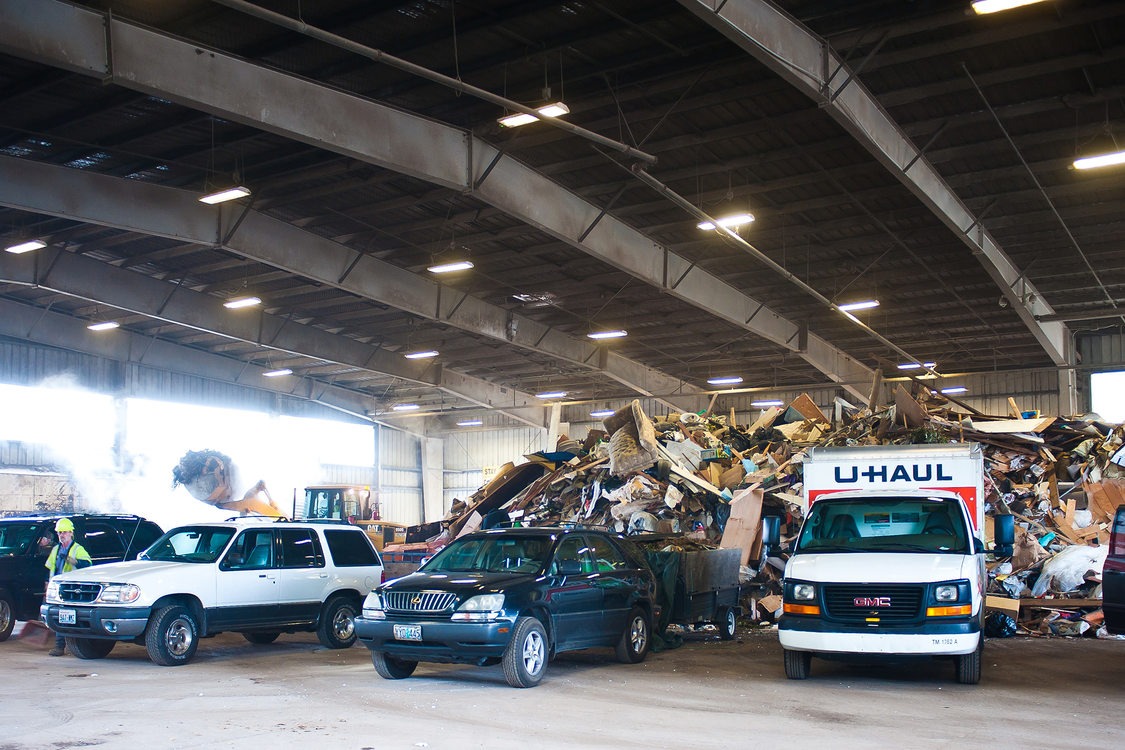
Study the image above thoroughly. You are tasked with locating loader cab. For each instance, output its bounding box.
[301,485,375,523]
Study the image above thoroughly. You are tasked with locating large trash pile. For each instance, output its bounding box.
[431,383,1122,638]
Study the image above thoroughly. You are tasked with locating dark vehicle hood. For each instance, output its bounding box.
[381,570,539,595]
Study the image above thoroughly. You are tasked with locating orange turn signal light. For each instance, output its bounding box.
[926,605,972,617]
[784,603,821,615]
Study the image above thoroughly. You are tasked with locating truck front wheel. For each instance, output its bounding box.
[145,604,198,666]
[956,639,982,684]
[783,648,811,679]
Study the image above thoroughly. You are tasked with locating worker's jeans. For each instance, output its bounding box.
[54,632,65,650]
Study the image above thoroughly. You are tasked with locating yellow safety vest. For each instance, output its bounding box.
[45,542,93,577]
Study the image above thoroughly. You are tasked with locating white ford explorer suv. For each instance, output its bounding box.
[40,519,383,665]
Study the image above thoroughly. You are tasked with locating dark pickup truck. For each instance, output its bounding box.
[0,514,164,641]
[355,526,658,688]
[1105,505,1125,635]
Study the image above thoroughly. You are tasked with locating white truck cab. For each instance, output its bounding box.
[779,443,997,684]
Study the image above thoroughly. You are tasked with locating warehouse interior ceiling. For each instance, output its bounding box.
[0,0,1123,429]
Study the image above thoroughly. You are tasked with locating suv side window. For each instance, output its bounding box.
[586,535,628,572]
[324,530,380,567]
[222,529,274,570]
[79,521,126,559]
[551,535,594,575]
[279,528,324,568]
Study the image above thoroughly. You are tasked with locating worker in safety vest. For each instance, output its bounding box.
[44,518,92,657]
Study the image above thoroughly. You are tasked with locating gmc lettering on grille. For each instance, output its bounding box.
[854,596,891,608]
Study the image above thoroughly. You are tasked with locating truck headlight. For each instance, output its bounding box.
[362,591,386,620]
[935,584,959,602]
[95,584,140,604]
[793,583,816,601]
[451,594,505,622]
[45,580,61,605]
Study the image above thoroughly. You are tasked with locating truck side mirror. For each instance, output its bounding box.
[994,514,1015,557]
[762,516,782,554]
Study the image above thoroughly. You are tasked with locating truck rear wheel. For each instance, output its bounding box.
[317,596,358,649]
[243,631,280,645]
[783,648,811,679]
[66,636,116,659]
[956,639,982,684]
[0,590,13,642]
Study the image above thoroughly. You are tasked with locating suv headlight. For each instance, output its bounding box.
[451,594,505,622]
[95,583,141,604]
[45,580,61,605]
[362,591,386,620]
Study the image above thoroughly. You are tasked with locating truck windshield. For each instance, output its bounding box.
[423,535,551,574]
[0,521,44,557]
[143,526,236,563]
[796,496,970,554]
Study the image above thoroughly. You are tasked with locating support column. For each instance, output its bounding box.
[545,404,565,452]
[420,436,445,523]
[1059,336,1080,416]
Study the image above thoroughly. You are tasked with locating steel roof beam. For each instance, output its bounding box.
[0,296,381,422]
[678,0,1068,366]
[0,238,550,428]
[0,0,868,402]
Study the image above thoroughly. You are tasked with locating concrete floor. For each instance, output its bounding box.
[1,625,1122,749]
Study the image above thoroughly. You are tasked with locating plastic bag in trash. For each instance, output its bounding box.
[985,612,1018,638]
[1030,545,1109,596]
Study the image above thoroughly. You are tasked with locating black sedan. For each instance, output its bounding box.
[354,526,658,687]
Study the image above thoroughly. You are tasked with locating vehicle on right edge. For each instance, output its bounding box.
[779,443,1013,684]
[1104,504,1125,634]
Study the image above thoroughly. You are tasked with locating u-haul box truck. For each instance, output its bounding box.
[779,443,994,684]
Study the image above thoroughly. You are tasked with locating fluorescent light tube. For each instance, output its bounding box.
[199,186,251,204]
[590,410,615,418]
[697,213,755,231]
[972,0,1050,14]
[498,112,539,127]
[5,239,46,254]
[404,351,439,359]
[940,387,968,395]
[587,330,627,340]
[537,102,570,118]
[837,300,880,312]
[86,321,119,331]
[392,404,420,411]
[897,362,937,370]
[263,368,292,377]
[427,260,474,273]
[535,391,567,399]
[456,419,483,427]
[751,400,784,407]
[223,296,261,309]
[1073,149,1125,170]
[707,376,743,386]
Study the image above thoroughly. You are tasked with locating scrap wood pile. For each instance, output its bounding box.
[430,385,1122,637]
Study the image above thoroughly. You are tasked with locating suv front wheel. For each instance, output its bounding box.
[502,616,547,688]
[317,596,358,649]
[145,604,199,666]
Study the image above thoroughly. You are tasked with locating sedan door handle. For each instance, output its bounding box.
[318,574,328,579]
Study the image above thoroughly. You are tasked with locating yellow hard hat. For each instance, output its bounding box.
[55,518,75,533]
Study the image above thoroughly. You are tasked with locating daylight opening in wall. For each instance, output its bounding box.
[1090,371,1125,423]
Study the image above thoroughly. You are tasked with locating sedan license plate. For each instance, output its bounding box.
[58,608,76,625]
[393,624,421,641]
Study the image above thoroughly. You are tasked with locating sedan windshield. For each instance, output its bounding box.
[143,526,236,563]
[0,521,44,557]
[796,496,970,554]
[423,535,552,574]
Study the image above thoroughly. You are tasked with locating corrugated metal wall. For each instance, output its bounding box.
[379,426,423,525]
[0,440,52,467]
[441,427,545,510]
[1080,332,1125,371]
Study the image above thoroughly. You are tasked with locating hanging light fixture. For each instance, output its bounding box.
[263,368,292,377]
[587,330,627,340]
[224,296,261,309]
[697,213,755,231]
[5,239,46,254]
[1073,149,1125,170]
[456,419,483,427]
[404,350,439,359]
[199,186,251,204]
[707,376,743,386]
[87,321,120,332]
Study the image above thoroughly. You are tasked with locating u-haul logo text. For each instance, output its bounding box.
[834,463,954,483]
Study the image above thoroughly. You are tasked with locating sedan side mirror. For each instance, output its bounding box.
[993,514,1015,558]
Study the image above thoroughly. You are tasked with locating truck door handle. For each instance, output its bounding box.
[319,574,328,579]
